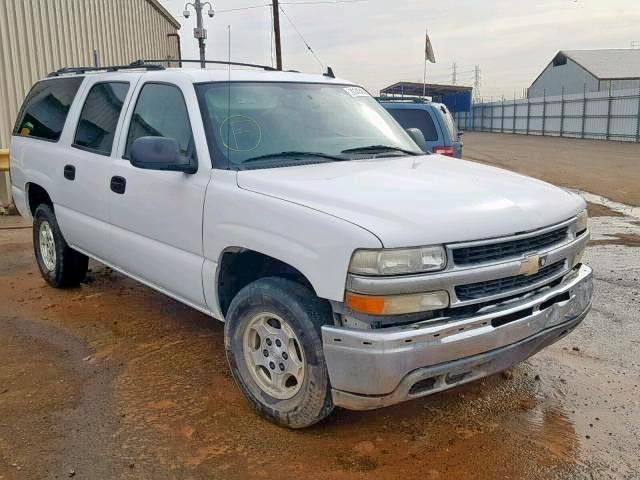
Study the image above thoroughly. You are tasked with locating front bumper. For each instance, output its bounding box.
[322,264,593,410]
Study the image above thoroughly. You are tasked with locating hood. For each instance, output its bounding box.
[237,155,585,247]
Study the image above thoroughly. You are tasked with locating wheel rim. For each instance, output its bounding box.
[242,313,306,400]
[38,221,56,272]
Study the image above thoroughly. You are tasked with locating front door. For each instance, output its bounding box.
[108,76,211,311]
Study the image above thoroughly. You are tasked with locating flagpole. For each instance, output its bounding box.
[423,56,427,98]
[423,27,428,98]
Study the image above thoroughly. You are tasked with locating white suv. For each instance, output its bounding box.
[10,63,593,428]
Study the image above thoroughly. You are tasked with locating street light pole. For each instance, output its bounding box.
[184,0,215,68]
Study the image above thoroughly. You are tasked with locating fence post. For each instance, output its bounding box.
[605,81,612,141]
[541,89,546,136]
[526,94,530,135]
[491,97,495,133]
[581,83,586,139]
[500,97,505,133]
[559,86,565,137]
[512,92,516,134]
[636,81,640,142]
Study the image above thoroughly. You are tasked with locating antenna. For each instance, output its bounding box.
[227,25,231,168]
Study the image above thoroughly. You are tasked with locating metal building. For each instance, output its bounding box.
[0,0,181,210]
[528,49,640,97]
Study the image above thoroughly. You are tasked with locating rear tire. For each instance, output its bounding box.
[33,204,88,288]
[224,277,334,428]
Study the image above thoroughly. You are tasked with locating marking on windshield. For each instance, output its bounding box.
[344,87,369,98]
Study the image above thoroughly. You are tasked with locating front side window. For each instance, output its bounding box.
[125,83,196,162]
[387,108,439,141]
[13,77,84,141]
[196,82,422,169]
[73,82,129,155]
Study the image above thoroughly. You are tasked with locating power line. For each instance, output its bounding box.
[279,5,325,68]
[215,0,366,14]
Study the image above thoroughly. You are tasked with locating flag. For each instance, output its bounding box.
[425,30,436,63]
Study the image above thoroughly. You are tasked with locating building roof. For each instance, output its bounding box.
[380,82,472,97]
[145,0,181,29]
[561,49,640,80]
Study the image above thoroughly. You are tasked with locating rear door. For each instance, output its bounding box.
[55,75,135,259]
[108,75,211,311]
[384,106,444,153]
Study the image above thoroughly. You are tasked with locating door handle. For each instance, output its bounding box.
[63,164,76,180]
[110,176,126,194]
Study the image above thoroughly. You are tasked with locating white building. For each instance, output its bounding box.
[528,49,640,98]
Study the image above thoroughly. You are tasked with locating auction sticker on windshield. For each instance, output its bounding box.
[344,86,369,98]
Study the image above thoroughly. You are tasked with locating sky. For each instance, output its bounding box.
[159,0,640,99]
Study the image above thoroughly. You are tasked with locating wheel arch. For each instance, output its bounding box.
[26,182,53,216]
[215,247,321,318]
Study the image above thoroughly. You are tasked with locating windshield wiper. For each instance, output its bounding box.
[241,151,347,164]
[341,145,422,156]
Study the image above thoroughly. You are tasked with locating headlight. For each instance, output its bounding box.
[575,209,588,234]
[348,246,446,276]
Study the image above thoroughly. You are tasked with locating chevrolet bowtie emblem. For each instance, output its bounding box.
[519,254,541,276]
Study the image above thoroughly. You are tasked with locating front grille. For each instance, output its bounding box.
[452,227,568,265]
[455,261,565,301]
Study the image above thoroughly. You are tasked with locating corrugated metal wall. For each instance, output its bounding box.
[0,0,180,149]
[456,84,640,142]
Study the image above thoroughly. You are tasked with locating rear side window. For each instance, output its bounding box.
[73,82,130,156]
[438,105,458,141]
[13,77,84,142]
[124,83,196,161]
[387,108,438,141]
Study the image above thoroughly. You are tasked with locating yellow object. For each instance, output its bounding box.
[0,149,9,172]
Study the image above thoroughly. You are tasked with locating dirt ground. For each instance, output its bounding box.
[462,132,640,206]
[1,134,640,479]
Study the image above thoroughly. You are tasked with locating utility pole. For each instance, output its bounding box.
[452,62,457,85]
[184,1,215,68]
[272,0,283,70]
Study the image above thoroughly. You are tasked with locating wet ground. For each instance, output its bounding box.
[1,135,640,479]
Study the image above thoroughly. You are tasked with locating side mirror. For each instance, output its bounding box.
[405,128,427,152]
[130,137,197,174]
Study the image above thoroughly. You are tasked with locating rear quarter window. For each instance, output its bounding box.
[386,108,439,141]
[13,77,84,142]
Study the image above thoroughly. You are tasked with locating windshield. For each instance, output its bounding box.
[195,82,422,169]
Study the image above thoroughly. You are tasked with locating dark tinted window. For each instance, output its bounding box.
[125,83,195,161]
[73,82,129,155]
[387,108,439,141]
[13,77,84,141]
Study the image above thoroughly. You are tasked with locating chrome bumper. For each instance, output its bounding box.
[322,264,593,410]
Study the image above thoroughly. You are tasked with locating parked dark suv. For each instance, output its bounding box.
[379,98,463,158]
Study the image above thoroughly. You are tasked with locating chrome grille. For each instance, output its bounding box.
[455,261,565,301]
[452,227,568,266]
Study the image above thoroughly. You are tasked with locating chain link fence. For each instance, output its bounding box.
[455,85,640,142]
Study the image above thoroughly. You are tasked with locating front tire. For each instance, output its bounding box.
[33,204,88,288]
[224,277,334,428]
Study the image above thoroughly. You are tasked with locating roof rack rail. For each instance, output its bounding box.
[142,59,277,71]
[47,60,164,77]
[376,96,431,104]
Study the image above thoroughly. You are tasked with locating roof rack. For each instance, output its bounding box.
[142,59,277,71]
[376,96,431,104]
[47,60,164,77]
